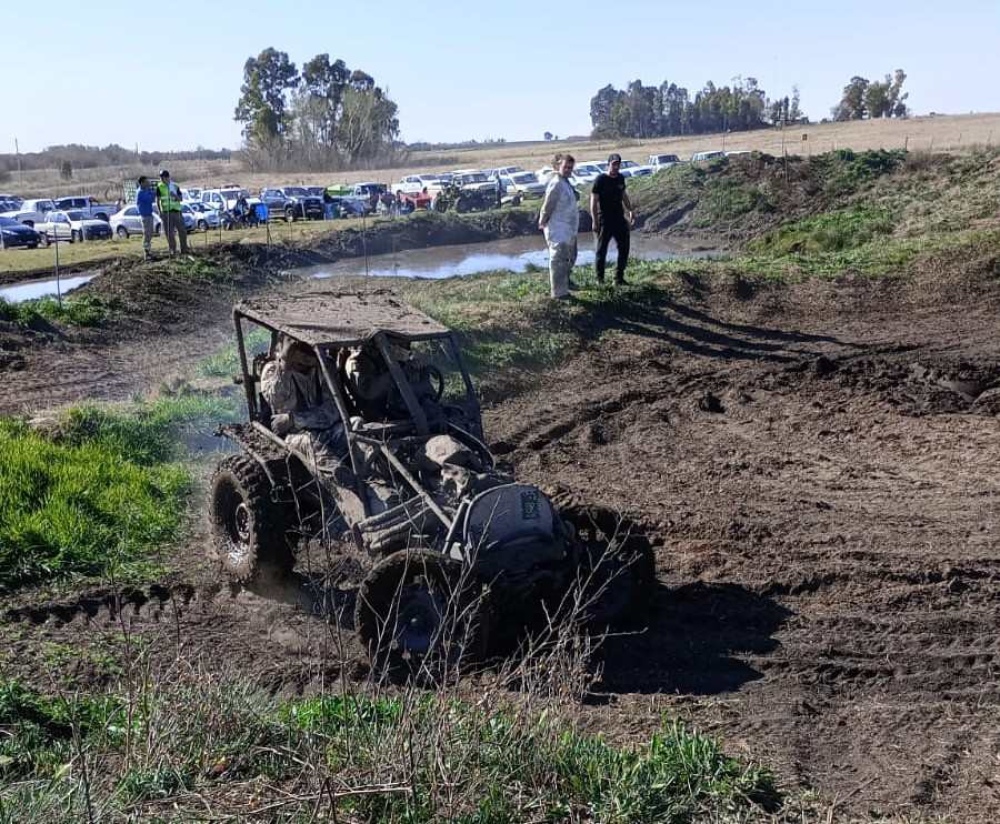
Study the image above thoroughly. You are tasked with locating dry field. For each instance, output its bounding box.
[9,111,1000,200]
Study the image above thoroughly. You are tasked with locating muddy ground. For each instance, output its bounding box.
[2,253,999,821]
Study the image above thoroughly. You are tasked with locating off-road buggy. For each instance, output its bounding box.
[430,181,498,213]
[209,290,654,668]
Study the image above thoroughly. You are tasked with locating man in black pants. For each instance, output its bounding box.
[590,153,636,284]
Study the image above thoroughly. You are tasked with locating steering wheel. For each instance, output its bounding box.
[426,365,445,402]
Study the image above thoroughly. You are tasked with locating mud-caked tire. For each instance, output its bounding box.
[560,504,656,629]
[209,455,295,584]
[355,549,483,678]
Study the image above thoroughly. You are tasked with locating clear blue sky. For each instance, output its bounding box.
[6,0,998,153]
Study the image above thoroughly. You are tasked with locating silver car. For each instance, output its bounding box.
[110,206,162,239]
[183,202,219,231]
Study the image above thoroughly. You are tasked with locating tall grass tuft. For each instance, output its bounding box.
[0,393,236,592]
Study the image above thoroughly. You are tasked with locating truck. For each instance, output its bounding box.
[647,153,682,171]
[0,199,56,227]
[53,195,117,222]
[200,187,260,214]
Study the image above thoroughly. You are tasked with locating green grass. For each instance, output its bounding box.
[0,680,778,823]
[0,392,237,593]
[0,293,113,327]
[197,326,271,377]
[749,206,896,256]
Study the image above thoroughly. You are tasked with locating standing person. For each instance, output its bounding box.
[155,169,189,255]
[136,176,156,260]
[590,153,636,285]
[538,153,579,300]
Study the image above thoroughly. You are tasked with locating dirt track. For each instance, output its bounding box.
[2,260,999,820]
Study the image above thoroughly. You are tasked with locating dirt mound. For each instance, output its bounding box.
[483,272,1000,820]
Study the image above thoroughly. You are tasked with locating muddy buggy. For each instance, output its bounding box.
[209,290,654,668]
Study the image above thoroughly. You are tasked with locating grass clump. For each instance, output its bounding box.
[197,326,271,378]
[0,679,779,823]
[750,206,895,256]
[0,294,112,327]
[0,392,235,592]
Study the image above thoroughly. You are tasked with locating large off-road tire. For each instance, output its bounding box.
[559,503,656,629]
[355,549,482,677]
[209,455,295,584]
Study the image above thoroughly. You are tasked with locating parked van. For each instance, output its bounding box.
[691,150,726,163]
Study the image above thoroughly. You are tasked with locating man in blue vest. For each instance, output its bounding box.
[136,176,156,260]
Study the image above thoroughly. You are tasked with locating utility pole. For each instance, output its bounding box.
[14,138,22,186]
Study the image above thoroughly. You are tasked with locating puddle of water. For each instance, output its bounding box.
[0,274,96,304]
[304,235,717,281]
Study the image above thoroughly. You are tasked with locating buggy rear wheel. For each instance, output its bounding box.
[560,504,656,629]
[209,455,295,584]
[355,549,482,677]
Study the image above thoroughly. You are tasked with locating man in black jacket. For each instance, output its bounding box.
[590,153,636,284]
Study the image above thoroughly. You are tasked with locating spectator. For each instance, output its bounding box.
[136,176,156,260]
[155,170,189,255]
[590,153,636,285]
[537,153,579,300]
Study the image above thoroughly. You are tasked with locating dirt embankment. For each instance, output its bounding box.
[630,147,990,250]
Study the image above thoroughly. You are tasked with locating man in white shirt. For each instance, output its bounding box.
[537,154,580,300]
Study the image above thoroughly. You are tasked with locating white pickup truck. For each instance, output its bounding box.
[53,195,117,222]
[647,153,682,171]
[0,198,56,227]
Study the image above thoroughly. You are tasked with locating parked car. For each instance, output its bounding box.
[327,196,368,217]
[258,186,324,221]
[177,203,207,230]
[570,163,605,185]
[0,199,56,227]
[200,187,259,213]
[183,187,203,203]
[110,205,163,238]
[647,153,681,170]
[691,150,726,162]
[185,201,220,230]
[487,166,525,179]
[498,171,547,199]
[283,186,325,221]
[621,166,654,178]
[0,193,22,207]
[53,196,116,222]
[450,170,496,193]
[36,210,113,243]
[392,175,443,198]
[0,216,41,249]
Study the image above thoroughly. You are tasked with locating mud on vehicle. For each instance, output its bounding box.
[209,290,654,671]
[430,182,498,214]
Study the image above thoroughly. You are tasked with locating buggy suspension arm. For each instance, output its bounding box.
[372,442,454,532]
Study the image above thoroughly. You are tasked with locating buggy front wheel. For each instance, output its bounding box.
[355,550,482,677]
[209,455,295,584]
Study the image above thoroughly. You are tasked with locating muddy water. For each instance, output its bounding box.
[303,235,716,280]
[0,273,96,303]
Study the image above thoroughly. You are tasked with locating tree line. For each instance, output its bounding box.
[589,77,801,139]
[589,70,909,139]
[234,48,400,171]
[0,144,230,180]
